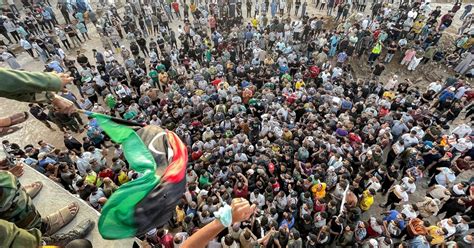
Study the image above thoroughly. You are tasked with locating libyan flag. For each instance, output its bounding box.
[90,113,188,239]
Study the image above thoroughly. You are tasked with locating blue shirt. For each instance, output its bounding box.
[439,90,454,102]
[280,216,295,229]
[42,10,52,20]
[408,236,430,248]
[48,61,64,73]
[383,210,406,229]
[38,157,57,169]
[245,31,253,41]
[383,210,399,222]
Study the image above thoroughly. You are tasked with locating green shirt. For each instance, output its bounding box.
[149,70,158,81]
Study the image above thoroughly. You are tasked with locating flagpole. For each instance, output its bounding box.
[76,109,147,127]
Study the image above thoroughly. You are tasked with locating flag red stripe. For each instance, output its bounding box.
[161,131,188,183]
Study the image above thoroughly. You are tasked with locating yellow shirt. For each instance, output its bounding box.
[176,206,185,223]
[118,171,129,185]
[427,226,444,245]
[359,190,374,211]
[190,3,197,12]
[311,183,327,200]
[85,172,102,187]
[295,80,305,89]
[251,18,258,28]
[412,21,425,34]
[372,42,382,54]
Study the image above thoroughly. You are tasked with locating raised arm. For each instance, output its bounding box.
[182,198,256,248]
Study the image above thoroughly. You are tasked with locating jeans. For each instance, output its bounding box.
[385,53,394,63]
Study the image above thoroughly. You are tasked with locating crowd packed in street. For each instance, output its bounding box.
[0,0,473,247]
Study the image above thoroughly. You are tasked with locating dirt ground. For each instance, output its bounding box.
[0,0,472,232]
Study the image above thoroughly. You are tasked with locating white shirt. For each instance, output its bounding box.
[394,185,409,202]
[401,204,418,219]
[435,167,456,187]
[401,134,418,148]
[428,82,442,93]
[401,177,416,194]
[440,219,456,237]
[452,124,472,138]
[250,192,265,207]
[362,19,369,30]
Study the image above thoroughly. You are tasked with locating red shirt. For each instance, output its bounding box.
[234,185,248,198]
[159,233,174,248]
[192,150,203,161]
[98,168,114,179]
[171,2,179,11]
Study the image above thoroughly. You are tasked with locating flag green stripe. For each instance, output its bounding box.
[92,113,160,239]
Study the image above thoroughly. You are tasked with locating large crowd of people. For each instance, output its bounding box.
[1,0,473,247]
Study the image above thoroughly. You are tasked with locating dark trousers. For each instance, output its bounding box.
[39,119,53,129]
[1,31,12,43]
[368,53,380,66]
[44,19,54,30]
[9,31,20,42]
[386,149,397,166]
[9,4,19,15]
[382,191,400,209]
[25,48,35,58]
[139,46,149,57]
[80,32,90,40]
[428,175,438,187]
[62,12,71,24]
[61,39,71,50]
[381,179,395,195]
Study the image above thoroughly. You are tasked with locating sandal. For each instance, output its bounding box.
[43,202,80,236]
[23,181,43,199]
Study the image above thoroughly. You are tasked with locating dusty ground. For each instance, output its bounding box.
[0,0,472,231]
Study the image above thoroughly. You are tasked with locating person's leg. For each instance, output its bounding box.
[68,120,80,133]
[427,175,438,187]
[62,39,71,50]
[47,20,53,30]
[63,13,71,24]
[76,35,83,43]
[1,32,13,44]
[74,36,82,46]
[0,172,43,230]
[368,53,374,64]
[381,191,397,208]
[26,49,35,58]
[71,112,84,126]
[384,53,392,63]
[381,179,394,195]
[407,60,415,71]
[10,31,19,42]
[39,119,54,130]
[0,112,28,128]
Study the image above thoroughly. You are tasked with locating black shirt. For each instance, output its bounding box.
[373,64,385,76]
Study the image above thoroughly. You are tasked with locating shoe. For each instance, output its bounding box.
[43,219,95,247]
